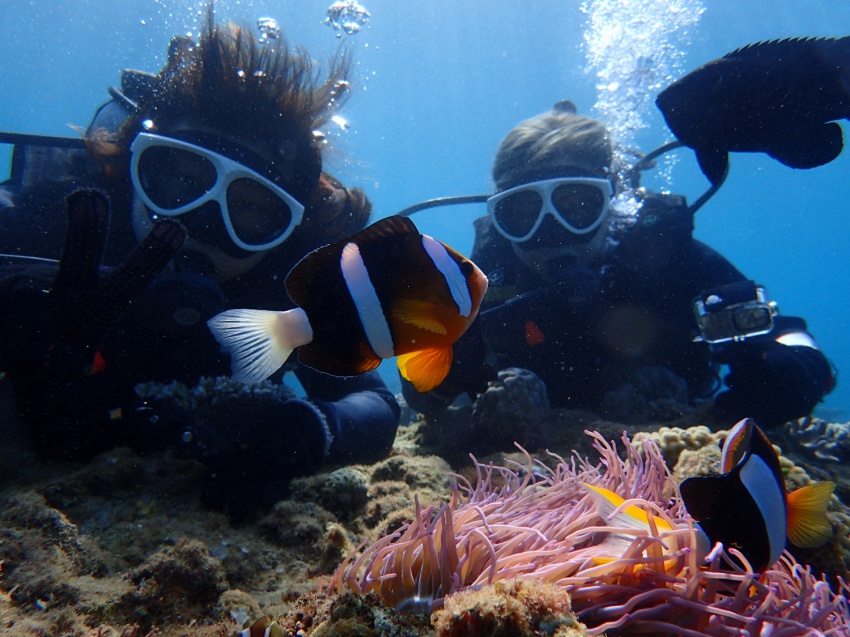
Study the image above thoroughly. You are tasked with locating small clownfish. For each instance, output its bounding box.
[680,418,834,573]
[581,483,704,575]
[238,616,284,637]
[208,216,489,392]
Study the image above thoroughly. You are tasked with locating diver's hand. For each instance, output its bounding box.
[715,340,833,427]
[53,189,186,347]
[198,397,331,519]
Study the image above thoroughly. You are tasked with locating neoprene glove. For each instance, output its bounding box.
[0,189,185,460]
[197,396,332,519]
[715,339,833,428]
[198,388,399,519]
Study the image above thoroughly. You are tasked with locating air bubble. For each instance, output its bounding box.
[324,0,371,37]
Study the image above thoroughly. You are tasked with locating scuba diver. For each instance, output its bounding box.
[402,101,834,449]
[0,10,400,519]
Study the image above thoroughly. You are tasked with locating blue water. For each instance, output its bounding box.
[2,0,849,418]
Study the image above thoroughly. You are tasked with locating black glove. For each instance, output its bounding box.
[196,396,332,520]
[52,189,186,348]
[714,339,834,428]
[0,189,185,459]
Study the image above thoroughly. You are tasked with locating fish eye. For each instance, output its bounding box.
[460,260,474,277]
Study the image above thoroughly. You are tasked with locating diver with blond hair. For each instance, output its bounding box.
[404,101,833,450]
[0,8,400,518]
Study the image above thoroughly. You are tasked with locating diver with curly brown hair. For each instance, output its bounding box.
[0,8,400,518]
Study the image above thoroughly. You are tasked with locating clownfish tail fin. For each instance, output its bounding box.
[207,308,313,384]
[787,481,835,548]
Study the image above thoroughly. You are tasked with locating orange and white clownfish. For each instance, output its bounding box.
[207,216,489,392]
[680,418,834,572]
[238,616,284,637]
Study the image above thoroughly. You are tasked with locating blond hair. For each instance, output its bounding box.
[492,106,613,190]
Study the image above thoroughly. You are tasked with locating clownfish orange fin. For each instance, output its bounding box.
[786,481,835,548]
[392,299,448,335]
[397,347,453,392]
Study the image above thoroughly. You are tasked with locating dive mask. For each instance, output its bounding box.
[487,177,613,243]
[130,132,304,252]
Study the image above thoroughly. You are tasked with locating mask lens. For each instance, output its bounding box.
[226,177,294,246]
[493,189,544,239]
[136,146,217,209]
[551,183,606,230]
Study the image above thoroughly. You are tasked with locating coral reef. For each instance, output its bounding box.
[432,579,588,637]
[3,377,850,637]
[125,539,228,626]
[369,452,452,496]
[307,591,430,637]
[471,367,550,450]
[135,376,297,414]
[217,589,262,626]
[784,416,850,463]
[670,444,721,485]
[0,491,108,609]
[633,424,722,468]
[258,500,337,557]
[291,468,370,522]
[333,432,850,636]
[317,469,370,520]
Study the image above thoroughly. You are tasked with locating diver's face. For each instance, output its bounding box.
[129,129,306,282]
[489,165,613,274]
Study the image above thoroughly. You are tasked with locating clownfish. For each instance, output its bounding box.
[207,216,488,392]
[581,483,702,575]
[239,616,284,637]
[680,418,834,572]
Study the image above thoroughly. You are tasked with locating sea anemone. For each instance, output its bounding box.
[331,431,850,636]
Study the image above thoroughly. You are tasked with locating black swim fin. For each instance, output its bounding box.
[767,122,844,169]
[695,147,730,186]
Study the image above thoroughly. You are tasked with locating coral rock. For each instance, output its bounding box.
[125,538,227,627]
[634,425,721,468]
[0,491,106,608]
[292,467,370,522]
[370,453,451,494]
[432,579,588,637]
[784,417,850,463]
[258,500,336,561]
[471,367,550,450]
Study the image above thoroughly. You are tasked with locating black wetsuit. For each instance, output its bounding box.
[406,192,833,427]
[0,94,400,514]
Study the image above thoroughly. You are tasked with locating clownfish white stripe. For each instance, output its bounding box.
[340,241,395,359]
[739,453,786,567]
[776,331,819,349]
[421,234,472,317]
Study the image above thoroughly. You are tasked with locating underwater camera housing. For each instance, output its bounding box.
[693,280,777,344]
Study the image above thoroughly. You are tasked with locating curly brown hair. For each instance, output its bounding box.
[89,4,371,245]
